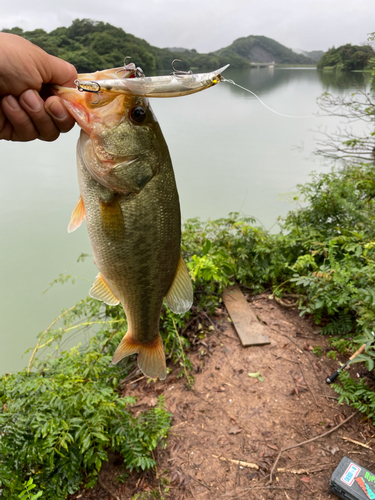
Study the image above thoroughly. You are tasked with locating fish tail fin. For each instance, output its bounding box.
[112,332,166,380]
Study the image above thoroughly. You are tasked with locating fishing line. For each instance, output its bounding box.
[221,77,316,118]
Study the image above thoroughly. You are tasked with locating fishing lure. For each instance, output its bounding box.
[74,64,230,99]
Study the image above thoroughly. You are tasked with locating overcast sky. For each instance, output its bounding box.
[1,0,374,53]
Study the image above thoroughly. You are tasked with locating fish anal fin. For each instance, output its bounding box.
[89,273,120,305]
[165,254,193,314]
[68,195,85,233]
[112,332,166,380]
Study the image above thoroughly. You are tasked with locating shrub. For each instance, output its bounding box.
[0,305,171,499]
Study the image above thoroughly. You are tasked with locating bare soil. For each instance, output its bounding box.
[69,292,375,500]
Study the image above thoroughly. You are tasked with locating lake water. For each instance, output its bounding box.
[0,67,370,373]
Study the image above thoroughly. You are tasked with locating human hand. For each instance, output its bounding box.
[0,33,77,141]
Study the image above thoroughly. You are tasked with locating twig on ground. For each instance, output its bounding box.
[181,470,211,491]
[125,375,145,386]
[107,365,135,384]
[212,454,259,469]
[277,465,329,474]
[282,333,322,385]
[294,472,316,494]
[273,295,299,308]
[269,412,357,483]
[275,355,299,364]
[217,372,249,394]
[98,476,120,500]
[341,437,373,450]
[180,317,198,336]
[295,334,321,340]
[202,311,217,331]
[290,425,308,440]
[297,360,320,408]
[189,483,198,500]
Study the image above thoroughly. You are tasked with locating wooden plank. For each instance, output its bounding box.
[222,285,270,347]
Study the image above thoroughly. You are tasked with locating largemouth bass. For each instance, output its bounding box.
[55,64,228,380]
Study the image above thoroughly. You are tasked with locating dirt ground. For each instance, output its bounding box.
[69,291,375,500]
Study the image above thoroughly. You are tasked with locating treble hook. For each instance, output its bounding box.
[74,79,102,104]
[170,59,193,77]
[116,56,135,75]
[116,57,145,78]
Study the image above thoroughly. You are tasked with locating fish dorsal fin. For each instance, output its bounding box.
[89,273,120,306]
[68,195,85,233]
[165,254,193,314]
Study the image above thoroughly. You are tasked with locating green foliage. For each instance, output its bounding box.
[2,19,318,73]
[1,19,249,73]
[313,345,323,357]
[0,298,171,499]
[18,478,43,499]
[182,214,290,298]
[317,43,374,71]
[333,370,375,419]
[321,315,354,336]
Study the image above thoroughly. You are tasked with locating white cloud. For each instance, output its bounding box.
[1,0,374,53]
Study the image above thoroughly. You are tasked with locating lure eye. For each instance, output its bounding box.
[130,106,147,124]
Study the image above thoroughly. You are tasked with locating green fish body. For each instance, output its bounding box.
[57,78,193,380]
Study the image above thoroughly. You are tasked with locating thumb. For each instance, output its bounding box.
[46,54,77,88]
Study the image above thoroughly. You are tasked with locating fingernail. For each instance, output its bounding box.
[23,90,42,112]
[5,95,20,110]
[47,100,66,120]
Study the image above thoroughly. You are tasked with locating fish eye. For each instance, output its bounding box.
[130,106,147,124]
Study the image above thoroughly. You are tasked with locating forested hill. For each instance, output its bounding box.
[215,35,315,65]
[317,43,374,71]
[2,19,315,73]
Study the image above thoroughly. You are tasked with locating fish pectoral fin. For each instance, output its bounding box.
[68,195,85,233]
[89,273,120,305]
[112,332,166,380]
[165,253,193,314]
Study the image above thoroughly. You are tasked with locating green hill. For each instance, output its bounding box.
[215,35,315,65]
[317,43,374,71]
[2,19,240,73]
[2,20,315,73]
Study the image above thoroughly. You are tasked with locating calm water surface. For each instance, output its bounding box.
[0,67,369,372]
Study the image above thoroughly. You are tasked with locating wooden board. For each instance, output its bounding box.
[222,285,270,347]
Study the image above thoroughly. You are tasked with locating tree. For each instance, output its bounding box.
[315,35,375,163]
[317,43,374,71]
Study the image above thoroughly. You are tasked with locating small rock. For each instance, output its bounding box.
[228,426,242,435]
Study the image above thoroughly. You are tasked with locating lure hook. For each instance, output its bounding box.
[74,79,102,104]
[170,59,193,77]
[116,56,135,75]
[116,57,145,78]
